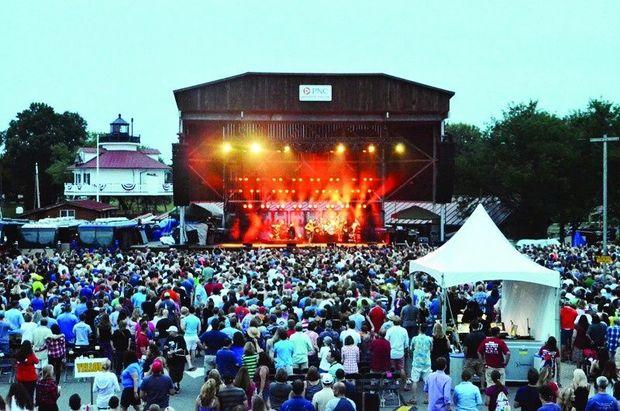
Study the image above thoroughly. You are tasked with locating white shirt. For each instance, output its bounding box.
[385,325,409,359]
[93,371,121,408]
[339,328,361,345]
[20,322,37,343]
[313,387,336,411]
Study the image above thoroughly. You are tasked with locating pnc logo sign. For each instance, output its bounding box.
[299,85,332,101]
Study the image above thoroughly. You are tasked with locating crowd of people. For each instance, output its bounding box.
[0,242,615,411]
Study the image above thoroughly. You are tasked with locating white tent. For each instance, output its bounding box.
[409,204,560,341]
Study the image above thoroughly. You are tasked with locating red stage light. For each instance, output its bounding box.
[292,178,296,182]
[329,177,334,182]
[250,189,254,193]
[298,178,303,182]
[310,178,314,182]
[369,178,373,181]
[238,189,243,193]
[272,178,276,182]
[283,145,291,153]
[367,189,372,193]
[363,178,368,182]
[291,189,296,193]
[278,177,283,182]
[278,189,283,193]
[315,189,319,193]
[336,178,340,182]
[272,189,276,193]
[362,204,367,208]
[256,177,260,181]
[316,178,321,182]
[285,190,289,193]
[256,189,260,193]
[244,177,248,181]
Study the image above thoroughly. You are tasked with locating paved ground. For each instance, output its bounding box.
[0,361,577,410]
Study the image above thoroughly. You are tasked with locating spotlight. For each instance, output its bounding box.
[250,142,262,154]
[336,143,346,154]
[283,145,291,153]
[395,143,405,154]
[368,144,376,153]
[222,142,233,154]
[247,204,253,209]
[242,204,247,209]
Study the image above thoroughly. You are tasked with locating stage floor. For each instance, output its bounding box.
[217,242,386,249]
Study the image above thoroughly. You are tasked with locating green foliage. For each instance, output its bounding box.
[450,99,620,236]
[0,102,87,207]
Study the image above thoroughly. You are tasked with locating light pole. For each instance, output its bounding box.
[589,134,619,255]
[96,133,100,202]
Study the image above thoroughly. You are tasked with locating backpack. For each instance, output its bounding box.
[496,391,511,411]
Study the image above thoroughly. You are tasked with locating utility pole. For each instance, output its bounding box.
[589,134,619,257]
[96,133,100,202]
[35,162,41,209]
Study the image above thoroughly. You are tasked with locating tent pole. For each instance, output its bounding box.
[441,274,447,331]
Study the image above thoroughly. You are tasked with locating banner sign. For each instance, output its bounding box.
[74,357,108,378]
[299,85,332,101]
[597,255,613,264]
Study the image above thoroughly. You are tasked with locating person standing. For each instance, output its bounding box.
[216,337,242,379]
[46,324,66,384]
[140,359,175,410]
[410,326,433,401]
[112,320,132,376]
[93,359,121,410]
[514,368,542,411]
[369,330,391,373]
[217,375,248,411]
[401,297,419,338]
[120,351,143,411]
[312,374,336,411]
[281,379,315,411]
[180,306,201,368]
[463,321,486,387]
[163,325,190,392]
[273,329,295,374]
[484,370,508,411]
[539,385,562,411]
[453,370,483,411]
[425,357,452,411]
[32,318,52,370]
[478,327,510,387]
[290,323,313,370]
[585,376,620,411]
[385,316,409,386]
[35,365,60,411]
[15,340,39,401]
[325,382,356,411]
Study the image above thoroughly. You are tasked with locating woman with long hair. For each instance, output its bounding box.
[591,348,611,381]
[341,336,360,375]
[572,315,592,366]
[207,369,225,390]
[7,382,34,411]
[242,341,260,380]
[571,368,589,411]
[195,378,219,411]
[431,323,451,374]
[15,340,39,401]
[538,366,559,402]
[98,313,114,362]
[303,366,322,402]
[234,366,256,406]
[484,369,508,411]
[35,365,60,411]
[46,324,66,384]
[558,387,575,411]
[539,336,560,379]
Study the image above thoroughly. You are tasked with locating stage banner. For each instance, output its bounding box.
[74,357,108,378]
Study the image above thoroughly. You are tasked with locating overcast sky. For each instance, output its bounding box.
[1,1,618,160]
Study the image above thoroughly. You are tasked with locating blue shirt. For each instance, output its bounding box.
[424,370,452,411]
[453,381,483,411]
[182,314,200,337]
[539,403,562,411]
[273,339,295,369]
[281,396,315,411]
[0,321,11,345]
[5,308,24,330]
[121,362,143,389]
[131,293,147,310]
[31,297,45,312]
[200,330,228,355]
[73,322,92,346]
[216,348,240,378]
[585,393,620,411]
[57,312,78,343]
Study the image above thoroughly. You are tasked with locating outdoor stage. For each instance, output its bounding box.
[172,73,455,245]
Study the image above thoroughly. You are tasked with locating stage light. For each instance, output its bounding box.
[336,178,340,182]
[256,189,260,193]
[369,178,373,182]
[278,177,283,182]
[250,189,254,193]
[243,204,247,209]
[368,144,376,153]
[238,178,243,182]
[256,177,260,182]
[283,145,291,153]
[363,178,368,182]
[291,190,296,193]
[336,143,346,154]
[260,204,265,209]
[292,178,296,182]
[362,204,367,208]
[329,178,334,182]
[250,142,262,154]
[222,142,233,154]
[395,143,405,154]
[298,178,303,182]
[316,178,321,182]
[310,178,314,182]
[238,189,243,193]
[248,204,253,209]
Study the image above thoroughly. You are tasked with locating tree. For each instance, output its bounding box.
[453,101,597,237]
[0,103,87,208]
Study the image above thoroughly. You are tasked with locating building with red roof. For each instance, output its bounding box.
[64,115,172,198]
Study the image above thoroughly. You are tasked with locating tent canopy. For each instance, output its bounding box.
[409,204,560,288]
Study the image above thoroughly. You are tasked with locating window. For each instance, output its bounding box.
[75,174,81,184]
[59,209,76,218]
[83,173,90,185]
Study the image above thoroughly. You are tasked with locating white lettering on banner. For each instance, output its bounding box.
[299,85,332,101]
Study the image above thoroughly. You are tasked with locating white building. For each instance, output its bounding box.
[64,115,172,198]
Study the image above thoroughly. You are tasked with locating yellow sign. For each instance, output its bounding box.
[74,357,108,378]
[597,255,613,264]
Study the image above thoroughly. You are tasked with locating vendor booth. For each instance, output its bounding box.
[409,204,560,382]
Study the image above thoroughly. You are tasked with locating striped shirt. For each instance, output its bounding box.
[242,353,259,379]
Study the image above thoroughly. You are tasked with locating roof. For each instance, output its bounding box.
[111,114,129,125]
[174,72,453,116]
[385,197,512,226]
[22,200,117,217]
[71,150,170,170]
[80,147,106,154]
[391,205,439,221]
[139,148,161,155]
[174,72,455,96]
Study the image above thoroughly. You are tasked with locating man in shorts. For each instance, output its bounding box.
[385,316,409,386]
[463,321,486,387]
[180,306,200,370]
[410,325,433,403]
[477,326,510,386]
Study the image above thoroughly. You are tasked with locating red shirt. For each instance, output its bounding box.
[369,337,391,372]
[235,306,249,320]
[135,331,149,356]
[477,337,510,368]
[368,306,386,331]
[16,353,39,382]
[560,306,578,330]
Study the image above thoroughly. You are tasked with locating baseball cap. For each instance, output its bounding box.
[166,325,178,333]
[151,360,163,373]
